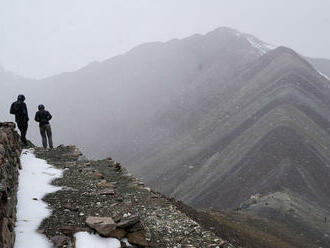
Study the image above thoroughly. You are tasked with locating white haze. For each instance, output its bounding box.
[0,0,330,78]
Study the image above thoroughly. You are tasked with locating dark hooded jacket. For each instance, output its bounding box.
[10,95,29,123]
[35,105,52,127]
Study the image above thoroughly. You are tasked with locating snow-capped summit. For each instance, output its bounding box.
[206,26,276,55]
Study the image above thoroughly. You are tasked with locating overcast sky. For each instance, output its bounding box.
[1,0,329,79]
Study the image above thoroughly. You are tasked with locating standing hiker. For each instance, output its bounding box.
[10,94,29,145]
[34,104,53,148]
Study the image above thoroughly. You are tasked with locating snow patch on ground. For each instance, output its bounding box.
[15,149,63,248]
[75,232,121,248]
[246,35,276,55]
[310,63,330,80]
[317,70,329,80]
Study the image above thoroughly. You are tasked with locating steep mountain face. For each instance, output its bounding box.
[131,47,330,210]
[127,47,330,246]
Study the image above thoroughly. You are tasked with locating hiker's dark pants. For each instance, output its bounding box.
[40,124,53,148]
[17,121,28,144]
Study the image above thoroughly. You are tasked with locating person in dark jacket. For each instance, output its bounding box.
[10,94,29,145]
[34,104,53,148]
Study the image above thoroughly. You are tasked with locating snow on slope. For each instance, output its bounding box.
[246,35,276,55]
[317,70,330,80]
[232,29,276,55]
[15,149,63,248]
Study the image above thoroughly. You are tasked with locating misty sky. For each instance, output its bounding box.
[1,0,330,79]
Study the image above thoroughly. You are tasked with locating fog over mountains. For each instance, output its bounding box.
[2,26,330,219]
[0,27,273,152]
[2,26,330,246]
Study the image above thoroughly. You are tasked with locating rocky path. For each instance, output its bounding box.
[33,145,236,248]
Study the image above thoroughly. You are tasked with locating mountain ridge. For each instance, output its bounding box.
[136,45,330,202]
[2,27,330,247]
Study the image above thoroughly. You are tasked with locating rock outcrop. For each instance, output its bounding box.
[0,122,22,248]
[85,216,117,236]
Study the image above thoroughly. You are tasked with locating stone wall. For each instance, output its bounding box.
[0,122,22,248]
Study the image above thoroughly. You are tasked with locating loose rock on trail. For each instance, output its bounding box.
[33,145,235,248]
